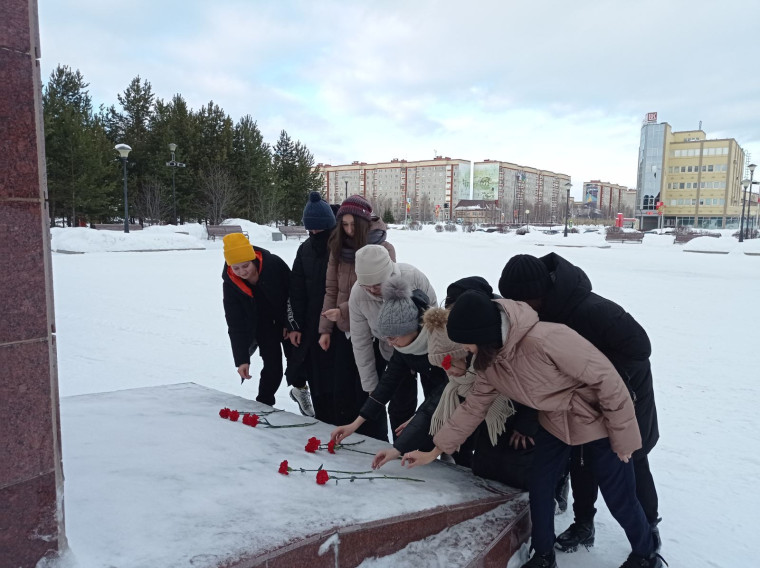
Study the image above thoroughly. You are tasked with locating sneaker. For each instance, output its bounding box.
[555,521,594,553]
[290,386,315,417]
[521,550,557,568]
[619,551,668,567]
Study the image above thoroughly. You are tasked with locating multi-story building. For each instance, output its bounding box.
[635,113,746,230]
[582,181,637,219]
[473,160,571,225]
[453,200,500,225]
[317,157,470,223]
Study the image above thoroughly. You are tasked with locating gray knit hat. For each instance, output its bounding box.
[376,277,420,337]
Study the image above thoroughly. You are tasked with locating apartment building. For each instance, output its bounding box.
[636,114,746,230]
[473,160,571,225]
[582,181,637,219]
[317,157,470,223]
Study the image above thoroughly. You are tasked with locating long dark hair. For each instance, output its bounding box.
[328,214,370,260]
[472,342,502,372]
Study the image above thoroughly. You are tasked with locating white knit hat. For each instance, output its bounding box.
[355,245,395,286]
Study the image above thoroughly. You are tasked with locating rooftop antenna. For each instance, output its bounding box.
[699,120,702,130]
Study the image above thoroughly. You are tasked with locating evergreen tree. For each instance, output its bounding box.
[192,101,235,221]
[272,131,323,224]
[43,65,113,225]
[383,209,395,224]
[231,115,272,222]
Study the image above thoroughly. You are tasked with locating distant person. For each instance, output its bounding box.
[317,195,399,438]
[285,192,338,419]
[499,253,661,553]
[221,233,294,407]
[401,291,663,568]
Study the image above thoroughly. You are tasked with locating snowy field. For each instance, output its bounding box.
[50,222,760,566]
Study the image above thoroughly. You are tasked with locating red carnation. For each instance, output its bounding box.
[229,410,240,422]
[327,440,336,454]
[305,437,321,453]
[442,354,452,370]
[278,460,290,475]
[219,407,231,419]
[316,469,330,485]
[242,413,260,427]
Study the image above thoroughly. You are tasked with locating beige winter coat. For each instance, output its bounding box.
[319,217,395,334]
[433,299,641,456]
[348,263,437,392]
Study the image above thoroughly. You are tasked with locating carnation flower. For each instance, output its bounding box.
[242,413,260,427]
[229,410,240,422]
[442,354,452,370]
[278,460,291,475]
[219,408,231,419]
[327,440,336,454]
[305,436,321,453]
[316,469,330,485]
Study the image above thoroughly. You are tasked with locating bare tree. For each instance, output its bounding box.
[419,194,433,223]
[200,166,239,225]
[253,184,282,225]
[135,178,172,226]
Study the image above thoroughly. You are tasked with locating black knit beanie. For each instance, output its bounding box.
[302,191,337,231]
[445,276,493,307]
[498,254,552,301]
[446,290,503,346]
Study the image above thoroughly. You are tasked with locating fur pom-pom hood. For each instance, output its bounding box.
[423,306,450,331]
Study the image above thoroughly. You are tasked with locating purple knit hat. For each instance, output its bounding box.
[337,194,372,222]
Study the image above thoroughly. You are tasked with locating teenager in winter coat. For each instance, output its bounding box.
[330,276,447,445]
[499,252,661,552]
[401,291,663,568]
[348,245,437,440]
[221,233,294,407]
[284,192,337,421]
[316,195,401,439]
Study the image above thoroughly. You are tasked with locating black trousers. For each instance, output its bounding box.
[529,427,653,557]
[254,324,290,406]
[569,443,660,524]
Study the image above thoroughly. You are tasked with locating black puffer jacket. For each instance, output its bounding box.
[538,252,659,454]
[285,232,332,388]
[359,347,448,423]
[222,247,291,367]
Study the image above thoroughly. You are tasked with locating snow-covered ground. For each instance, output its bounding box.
[50,222,760,566]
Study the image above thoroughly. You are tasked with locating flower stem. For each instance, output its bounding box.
[329,474,425,483]
[297,468,373,475]
[260,417,318,428]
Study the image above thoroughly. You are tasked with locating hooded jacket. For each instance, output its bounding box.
[433,299,641,457]
[319,216,395,334]
[222,246,291,367]
[536,252,658,453]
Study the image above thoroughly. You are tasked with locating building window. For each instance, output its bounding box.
[680,183,685,189]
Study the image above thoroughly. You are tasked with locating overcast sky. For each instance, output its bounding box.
[39,0,760,196]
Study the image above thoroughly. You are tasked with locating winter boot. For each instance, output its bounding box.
[290,386,315,417]
[521,550,557,568]
[554,472,570,515]
[554,520,594,552]
[651,517,662,553]
[618,551,668,567]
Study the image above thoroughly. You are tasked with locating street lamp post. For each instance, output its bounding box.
[344,180,348,202]
[739,163,756,242]
[166,143,186,225]
[525,209,530,231]
[114,144,132,233]
[563,181,572,237]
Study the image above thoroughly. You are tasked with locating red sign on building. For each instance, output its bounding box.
[646,112,658,123]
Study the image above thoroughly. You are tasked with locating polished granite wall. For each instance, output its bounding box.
[0,0,66,565]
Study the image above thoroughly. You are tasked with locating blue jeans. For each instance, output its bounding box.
[528,427,653,556]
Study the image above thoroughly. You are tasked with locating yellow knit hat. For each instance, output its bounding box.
[223,233,256,266]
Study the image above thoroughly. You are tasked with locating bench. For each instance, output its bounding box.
[93,223,142,231]
[278,225,308,240]
[673,232,720,244]
[604,231,644,243]
[207,225,248,241]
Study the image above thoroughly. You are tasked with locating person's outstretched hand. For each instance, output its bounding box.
[331,423,358,444]
[372,448,401,470]
[401,449,438,468]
